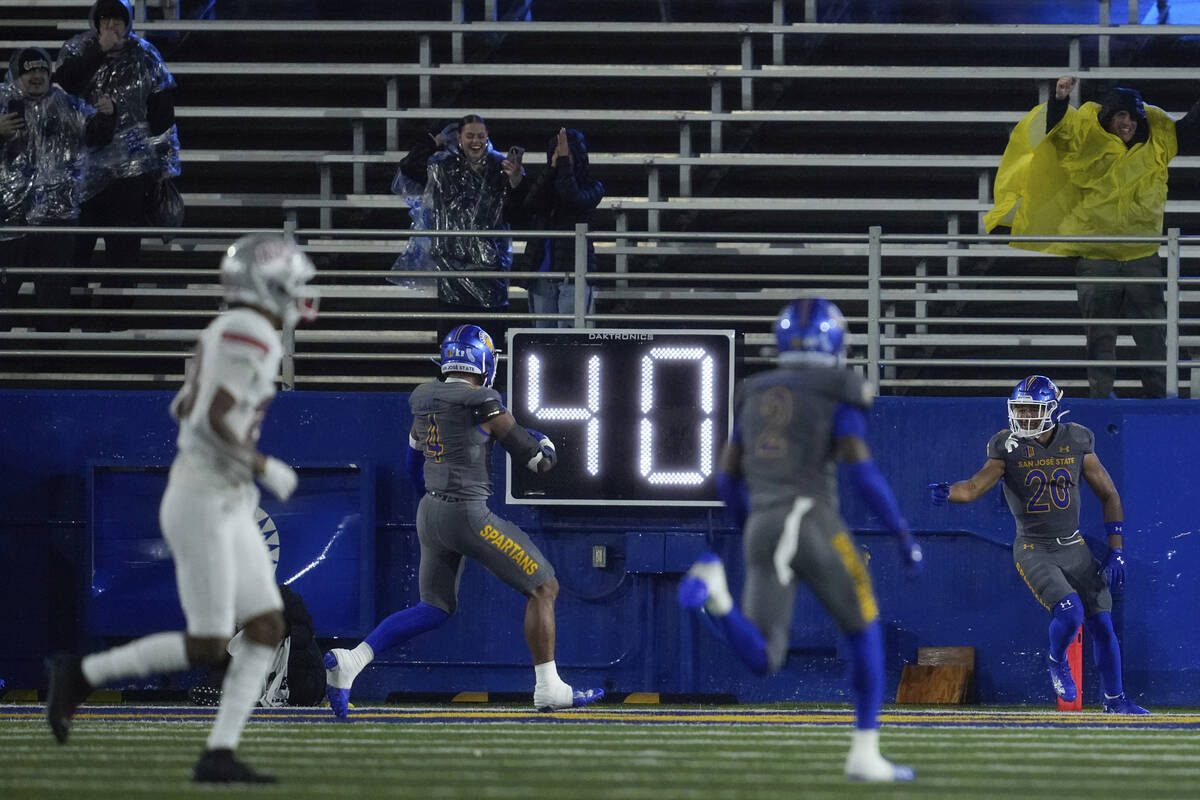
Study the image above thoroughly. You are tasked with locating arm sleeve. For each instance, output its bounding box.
[468,390,505,425]
[833,403,868,440]
[53,39,104,95]
[146,87,176,136]
[1173,99,1200,154]
[1045,94,1069,133]
[406,434,426,493]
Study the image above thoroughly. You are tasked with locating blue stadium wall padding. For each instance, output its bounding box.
[1,389,1196,705]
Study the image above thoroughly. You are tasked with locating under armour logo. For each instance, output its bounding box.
[1022,544,1035,550]
[1059,598,1074,610]
[1059,445,1070,453]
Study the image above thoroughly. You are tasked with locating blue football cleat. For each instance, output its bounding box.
[1047,654,1077,703]
[571,687,604,708]
[1102,693,1150,715]
[536,686,604,712]
[323,651,351,720]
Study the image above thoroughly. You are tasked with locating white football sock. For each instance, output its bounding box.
[534,660,567,689]
[348,642,375,673]
[326,642,374,689]
[532,660,572,708]
[848,728,881,759]
[81,631,189,687]
[206,640,275,751]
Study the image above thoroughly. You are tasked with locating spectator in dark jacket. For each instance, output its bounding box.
[1,47,115,330]
[54,0,179,274]
[514,127,604,328]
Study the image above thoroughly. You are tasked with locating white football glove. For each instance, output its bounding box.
[260,456,298,501]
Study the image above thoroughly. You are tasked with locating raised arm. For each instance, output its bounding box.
[1045,75,1076,133]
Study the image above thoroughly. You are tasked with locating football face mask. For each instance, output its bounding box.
[1007,375,1062,438]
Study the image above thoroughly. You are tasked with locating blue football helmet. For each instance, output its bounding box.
[440,324,497,387]
[774,298,846,366]
[1008,375,1063,438]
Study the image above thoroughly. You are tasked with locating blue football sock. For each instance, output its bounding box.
[701,606,769,675]
[1048,593,1084,662]
[364,602,449,654]
[1085,612,1124,697]
[844,621,884,731]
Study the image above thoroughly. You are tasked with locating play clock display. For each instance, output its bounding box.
[505,329,735,506]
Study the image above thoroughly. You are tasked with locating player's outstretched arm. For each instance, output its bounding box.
[931,459,1005,505]
[484,411,557,473]
[834,406,922,570]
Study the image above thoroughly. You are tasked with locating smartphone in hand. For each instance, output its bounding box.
[507,145,525,164]
[6,98,25,117]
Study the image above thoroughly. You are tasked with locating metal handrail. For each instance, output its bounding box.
[2,225,1197,396]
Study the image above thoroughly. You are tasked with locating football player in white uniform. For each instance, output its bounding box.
[45,234,318,783]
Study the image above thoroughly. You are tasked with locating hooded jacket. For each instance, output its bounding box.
[511,128,605,280]
[54,0,179,198]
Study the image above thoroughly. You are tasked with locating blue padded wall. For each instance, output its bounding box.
[0,390,1196,705]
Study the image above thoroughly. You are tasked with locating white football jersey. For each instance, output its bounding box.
[171,307,283,484]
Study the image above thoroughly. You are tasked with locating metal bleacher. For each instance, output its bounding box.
[1,1,1198,395]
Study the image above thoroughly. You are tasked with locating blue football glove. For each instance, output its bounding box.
[897,531,924,572]
[525,428,557,472]
[928,482,951,506]
[1101,547,1126,592]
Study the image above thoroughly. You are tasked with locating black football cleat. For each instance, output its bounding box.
[45,653,94,745]
[193,748,277,784]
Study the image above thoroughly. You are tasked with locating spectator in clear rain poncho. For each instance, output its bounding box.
[1,47,115,330]
[54,0,179,274]
[403,114,525,346]
[388,120,460,292]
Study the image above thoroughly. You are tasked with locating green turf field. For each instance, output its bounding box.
[4,705,1200,799]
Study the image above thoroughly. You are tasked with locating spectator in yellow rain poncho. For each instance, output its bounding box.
[985,76,1200,399]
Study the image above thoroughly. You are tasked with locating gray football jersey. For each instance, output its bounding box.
[987,422,1095,541]
[410,378,503,500]
[735,365,871,511]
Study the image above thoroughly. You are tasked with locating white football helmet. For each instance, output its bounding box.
[220,234,318,327]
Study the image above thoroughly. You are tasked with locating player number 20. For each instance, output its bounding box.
[1024,467,1072,513]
